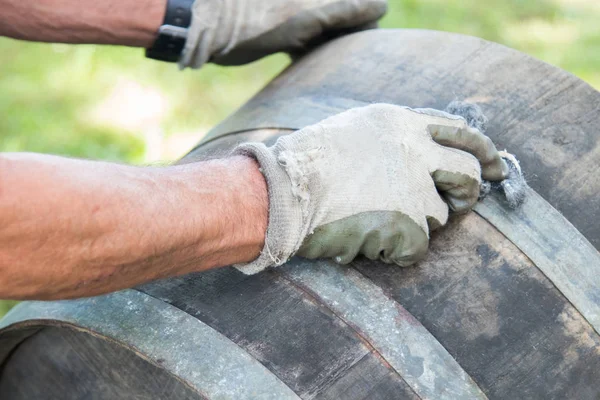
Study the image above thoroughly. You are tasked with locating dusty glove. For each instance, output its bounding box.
[234,104,508,274]
[180,0,388,69]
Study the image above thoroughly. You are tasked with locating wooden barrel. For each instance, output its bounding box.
[1,29,599,400]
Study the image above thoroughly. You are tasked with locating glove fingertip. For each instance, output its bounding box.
[481,157,510,182]
[446,196,478,214]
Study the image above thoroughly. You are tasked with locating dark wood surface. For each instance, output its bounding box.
[138,267,416,399]
[1,29,599,399]
[317,354,420,400]
[356,213,600,399]
[0,327,202,400]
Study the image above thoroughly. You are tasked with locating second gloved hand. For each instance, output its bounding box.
[234,104,508,274]
[180,0,388,69]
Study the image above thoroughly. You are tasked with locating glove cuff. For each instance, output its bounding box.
[232,143,304,274]
[179,0,217,69]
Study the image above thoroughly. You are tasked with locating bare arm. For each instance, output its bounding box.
[0,154,268,300]
[0,0,166,47]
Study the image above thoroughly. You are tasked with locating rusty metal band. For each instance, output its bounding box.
[280,261,488,400]
[0,290,300,400]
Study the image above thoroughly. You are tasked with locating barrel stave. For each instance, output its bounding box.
[139,268,403,399]
[0,327,202,400]
[355,213,600,399]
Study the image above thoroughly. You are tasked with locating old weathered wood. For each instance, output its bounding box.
[0,290,299,400]
[0,326,41,366]
[280,261,487,400]
[475,188,600,333]
[137,267,373,399]
[1,29,599,399]
[317,354,419,400]
[354,213,600,399]
[0,327,202,400]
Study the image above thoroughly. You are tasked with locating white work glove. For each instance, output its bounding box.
[234,104,508,275]
[180,0,388,69]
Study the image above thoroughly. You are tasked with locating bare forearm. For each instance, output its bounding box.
[0,153,267,300]
[0,0,166,47]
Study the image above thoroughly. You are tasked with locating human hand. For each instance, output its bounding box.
[180,0,388,68]
[234,104,508,274]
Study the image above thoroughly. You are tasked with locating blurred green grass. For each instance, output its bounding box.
[1,0,599,317]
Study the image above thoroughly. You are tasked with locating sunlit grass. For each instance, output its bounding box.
[0,301,19,318]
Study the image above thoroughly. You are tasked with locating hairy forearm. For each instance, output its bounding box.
[0,0,166,47]
[0,153,268,300]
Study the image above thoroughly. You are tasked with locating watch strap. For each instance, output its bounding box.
[146,0,195,62]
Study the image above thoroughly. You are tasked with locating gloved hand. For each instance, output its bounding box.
[180,0,388,69]
[234,104,508,275]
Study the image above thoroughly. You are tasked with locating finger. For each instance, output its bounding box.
[289,0,386,50]
[428,124,508,181]
[297,216,362,264]
[311,0,388,32]
[216,1,387,65]
[213,16,314,65]
[357,213,429,267]
[297,211,430,267]
[432,170,480,213]
[386,219,430,267]
[430,146,481,212]
[213,4,327,65]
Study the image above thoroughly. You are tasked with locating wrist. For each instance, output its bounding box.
[154,156,268,273]
[121,0,168,47]
[214,156,269,267]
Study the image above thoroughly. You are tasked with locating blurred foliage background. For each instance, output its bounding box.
[1,0,599,317]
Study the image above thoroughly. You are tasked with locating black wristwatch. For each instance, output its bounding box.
[146,0,194,62]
